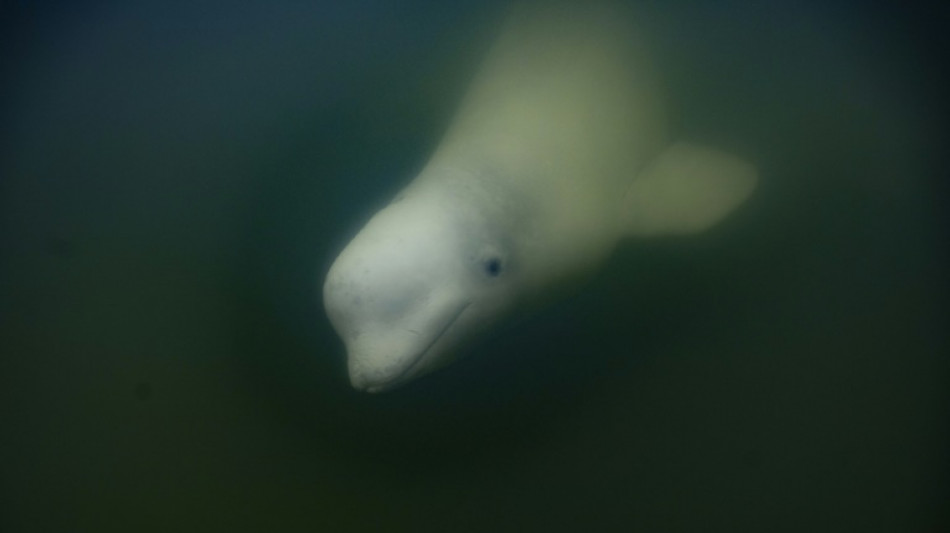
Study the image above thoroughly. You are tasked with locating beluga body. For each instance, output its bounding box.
[323,3,757,392]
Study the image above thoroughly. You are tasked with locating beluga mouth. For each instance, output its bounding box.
[347,301,471,393]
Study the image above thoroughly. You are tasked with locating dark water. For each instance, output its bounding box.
[2,1,947,531]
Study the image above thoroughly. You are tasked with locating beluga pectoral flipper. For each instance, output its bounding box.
[322,2,757,392]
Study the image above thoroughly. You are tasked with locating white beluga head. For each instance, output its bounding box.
[322,3,757,392]
[324,174,525,392]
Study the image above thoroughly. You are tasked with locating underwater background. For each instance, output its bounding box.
[2,1,947,531]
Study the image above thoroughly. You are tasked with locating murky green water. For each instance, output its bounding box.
[2,2,946,531]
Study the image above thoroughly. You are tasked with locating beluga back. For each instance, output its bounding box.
[322,2,757,392]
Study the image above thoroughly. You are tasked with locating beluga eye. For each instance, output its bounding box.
[484,256,503,277]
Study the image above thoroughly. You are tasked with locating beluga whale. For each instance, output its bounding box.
[322,3,757,392]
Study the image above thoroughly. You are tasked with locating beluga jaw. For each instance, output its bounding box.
[347,300,471,393]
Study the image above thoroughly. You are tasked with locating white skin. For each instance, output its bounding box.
[323,5,756,392]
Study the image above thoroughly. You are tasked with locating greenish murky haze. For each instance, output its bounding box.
[1,1,946,531]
